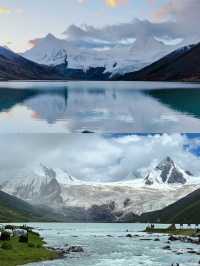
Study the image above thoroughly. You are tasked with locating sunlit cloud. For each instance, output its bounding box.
[106,0,126,8]
[0,7,11,14]
[78,0,128,8]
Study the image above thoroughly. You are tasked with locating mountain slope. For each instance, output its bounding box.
[23,33,181,76]
[139,188,200,223]
[1,160,199,221]
[0,46,62,80]
[121,43,200,81]
[0,190,65,222]
[145,157,191,186]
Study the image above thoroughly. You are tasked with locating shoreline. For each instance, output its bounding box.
[0,226,60,266]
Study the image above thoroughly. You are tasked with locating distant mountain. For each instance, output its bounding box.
[1,161,198,222]
[139,188,200,224]
[0,190,65,222]
[121,43,200,81]
[145,157,191,186]
[23,33,181,76]
[1,164,81,208]
[0,45,111,81]
[0,46,63,80]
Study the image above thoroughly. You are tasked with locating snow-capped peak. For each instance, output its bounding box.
[1,164,81,203]
[22,32,183,75]
[144,157,191,186]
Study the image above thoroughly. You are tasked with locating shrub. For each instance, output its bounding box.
[28,242,35,248]
[19,235,28,243]
[5,225,15,230]
[0,231,11,241]
[1,242,12,250]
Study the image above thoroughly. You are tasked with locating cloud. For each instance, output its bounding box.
[153,0,200,41]
[78,0,128,8]
[63,19,178,44]
[65,0,200,48]
[0,134,200,183]
[106,0,127,8]
[0,7,11,14]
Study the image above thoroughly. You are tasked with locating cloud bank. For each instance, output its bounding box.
[0,134,200,183]
[64,0,200,47]
[0,6,11,14]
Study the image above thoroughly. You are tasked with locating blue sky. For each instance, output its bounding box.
[0,0,169,51]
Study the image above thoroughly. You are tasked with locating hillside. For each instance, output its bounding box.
[139,188,200,224]
[0,190,65,222]
[121,43,200,81]
[0,46,62,80]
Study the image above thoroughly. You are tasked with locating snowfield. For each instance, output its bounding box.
[2,158,200,216]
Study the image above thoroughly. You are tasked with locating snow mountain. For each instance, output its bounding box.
[1,158,199,217]
[145,157,192,186]
[22,33,183,75]
[2,164,81,207]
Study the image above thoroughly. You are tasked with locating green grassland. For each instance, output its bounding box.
[144,227,197,236]
[0,231,60,266]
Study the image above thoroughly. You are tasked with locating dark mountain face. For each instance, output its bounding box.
[55,64,111,80]
[0,190,65,222]
[121,43,200,81]
[139,188,200,224]
[0,46,63,80]
[145,157,188,185]
[0,46,111,81]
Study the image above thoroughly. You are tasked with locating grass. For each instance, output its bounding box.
[144,227,197,236]
[0,231,60,266]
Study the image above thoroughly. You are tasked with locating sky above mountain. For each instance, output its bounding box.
[0,0,199,52]
[1,133,200,183]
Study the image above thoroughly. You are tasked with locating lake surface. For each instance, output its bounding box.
[1,81,200,133]
[23,223,199,266]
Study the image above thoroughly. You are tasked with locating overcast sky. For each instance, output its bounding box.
[1,133,200,183]
[0,0,200,51]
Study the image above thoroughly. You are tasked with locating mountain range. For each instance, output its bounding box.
[121,43,200,81]
[0,190,66,222]
[1,157,199,222]
[22,33,180,76]
[0,37,200,81]
[139,188,200,224]
[0,46,62,80]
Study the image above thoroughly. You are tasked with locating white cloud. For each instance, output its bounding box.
[0,134,200,183]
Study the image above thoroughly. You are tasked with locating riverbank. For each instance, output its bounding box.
[144,224,199,237]
[145,227,197,236]
[0,229,60,266]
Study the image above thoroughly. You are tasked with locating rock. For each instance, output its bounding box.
[188,250,198,254]
[154,238,160,241]
[126,234,133,238]
[168,235,179,241]
[145,157,188,185]
[67,246,84,253]
[163,245,171,250]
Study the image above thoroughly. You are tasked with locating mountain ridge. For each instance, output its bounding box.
[121,42,200,81]
[1,158,199,220]
[0,46,63,80]
[0,190,65,222]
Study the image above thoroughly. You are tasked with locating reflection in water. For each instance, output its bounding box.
[0,81,200,133]
[147,89,200,119]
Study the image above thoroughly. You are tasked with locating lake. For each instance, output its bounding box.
[0,81,200,133]
[24,223,199,266]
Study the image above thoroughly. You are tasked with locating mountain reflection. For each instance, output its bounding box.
[0,82,200,133]
[146,89,200,119]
